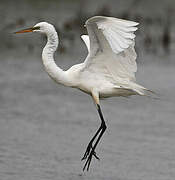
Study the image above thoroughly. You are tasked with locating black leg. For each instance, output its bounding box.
[82,104,107,171]
[81,120,103,161]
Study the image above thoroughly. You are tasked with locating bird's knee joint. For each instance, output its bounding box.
[101,121,107,129]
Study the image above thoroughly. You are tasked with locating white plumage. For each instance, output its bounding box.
[81,35,90,52]
[15,16,152,171]
[79,16,148,97]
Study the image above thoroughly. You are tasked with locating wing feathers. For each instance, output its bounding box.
[83,16,139,82]
[81,35,90,52]
[95,18,138,54]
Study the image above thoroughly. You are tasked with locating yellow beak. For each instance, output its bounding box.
[14,26,40,34]
[14,27,34,34]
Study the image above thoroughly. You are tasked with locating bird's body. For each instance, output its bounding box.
[65,62,136,98]
[15,16,152,171]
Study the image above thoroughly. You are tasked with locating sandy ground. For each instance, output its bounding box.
[1,0,175,179]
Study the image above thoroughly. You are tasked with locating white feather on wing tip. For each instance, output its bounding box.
[108,17,139,26]
[96,18,138,54]
[115,29,136,39]
[98,22,138,32]
[102,29,134,53]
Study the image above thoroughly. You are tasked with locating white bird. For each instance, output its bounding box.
[15,16,152,171]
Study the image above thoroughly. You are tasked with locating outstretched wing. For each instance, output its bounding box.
[83,16,139,82]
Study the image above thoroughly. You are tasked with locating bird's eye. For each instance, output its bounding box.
[32,26,40,30]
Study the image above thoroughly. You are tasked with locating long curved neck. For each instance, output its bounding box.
[42,29,70,86]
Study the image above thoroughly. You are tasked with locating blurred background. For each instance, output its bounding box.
[0,0,175,179]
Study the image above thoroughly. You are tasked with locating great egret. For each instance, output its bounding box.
[15,16,152,171]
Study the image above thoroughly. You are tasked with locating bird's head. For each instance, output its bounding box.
[15,22,55,35]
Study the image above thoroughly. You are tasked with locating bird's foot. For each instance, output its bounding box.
[82,141,99,161]
[82,147,100,171]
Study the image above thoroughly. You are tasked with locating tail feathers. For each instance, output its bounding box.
[141,88,160,100]
[127,83,160,99]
